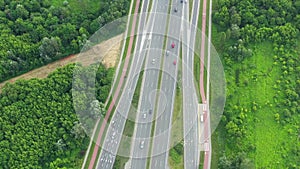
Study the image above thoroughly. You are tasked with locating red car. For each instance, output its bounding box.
[173,60,177,65]
[171,43,175,48]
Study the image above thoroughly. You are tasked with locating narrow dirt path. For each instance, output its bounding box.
[0,34,123,91]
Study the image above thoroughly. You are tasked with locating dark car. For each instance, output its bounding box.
[149,109,152,114]
[174,7,178,12]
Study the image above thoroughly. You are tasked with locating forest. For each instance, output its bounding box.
[212,0,300,168]
[0,0,130,82]
[0,63,114,168]
[0,0,129,168]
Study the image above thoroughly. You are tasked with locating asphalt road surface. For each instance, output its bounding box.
[129,0,171,168]
[182,0,202,168]
[94,0,154,168]
[149,1,184,169]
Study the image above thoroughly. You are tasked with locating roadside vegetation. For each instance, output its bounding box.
[212,0,300,168]
[0,0,130,82]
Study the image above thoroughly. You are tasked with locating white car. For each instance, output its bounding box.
[166,50,170,56]
[111,131,116,139]
[140,140,145,149]
[152,58,155,64]
[143,113,147,119]
[200,114,204,122]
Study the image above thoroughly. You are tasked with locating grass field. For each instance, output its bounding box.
[231,42,283,167]
[51,0,101,13]
[210,37,300,168]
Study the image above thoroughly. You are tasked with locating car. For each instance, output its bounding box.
[166,50,170,56]
[152,58,155,64]
[111,131,116,139]
[111,120,115,126]
[143,113,146,119]
[171,43,175,48]
[180,0,183,3]
[174,7,178,12]
[149,109,152,114]
[185,0,187,3]
[140,140,145,149]
[200,114,204,122]
[173,60,177,65]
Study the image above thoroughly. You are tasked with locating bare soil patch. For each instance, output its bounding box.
[0,34,123,91]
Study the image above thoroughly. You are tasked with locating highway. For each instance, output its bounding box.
[87,0,143,167]
[94,0,155,168]
[149,1,184,169]
[181,0,202,168]
[129,0,171,168]
[92,0,214,167]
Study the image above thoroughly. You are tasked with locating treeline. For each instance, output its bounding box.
[0,0,129,82]
[213,0,300,168]
[214,0,299,61]
[0,63,114,168]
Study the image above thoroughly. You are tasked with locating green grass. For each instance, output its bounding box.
[209,9,297,166]
[210,124,224,169]
[198,151,205,168]
[242,42,285,168]
[51,0,100,13]
[168,147,184,169]
[189,0,193,21]
[146,0,153,22]
[215,41,296,168]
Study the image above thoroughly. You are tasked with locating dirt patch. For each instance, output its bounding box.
[0,34,123,91]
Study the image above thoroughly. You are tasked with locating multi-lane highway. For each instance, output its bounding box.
[149,0,185,168]
[129,0,171,168]
[94,0,154,168]
[182,0,201,168]
[86,0,143,167]
[88,0,214,168]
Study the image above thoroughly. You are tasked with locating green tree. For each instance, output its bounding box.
[39,37,61,61]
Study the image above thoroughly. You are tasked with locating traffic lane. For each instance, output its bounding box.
[97,56,146,167]
[134,0,150,53]
[99,0,165,167]
[130,0,169,152]
[130,29,167,168]
[131,0,172,167]
[151,153,167,169]
[184,92,199,161]
[182,5,202,169]
[150,15,183,168]
[150,54,178,160]
[131,70,161,156]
